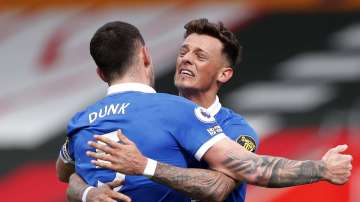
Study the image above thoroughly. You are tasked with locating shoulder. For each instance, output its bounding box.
[67,99,104,137]
[153,93,198,113]
[220,107,257,136]
[219,107,251,126]
[152,93,217,125]
[218,107,260,151]
[154,93,195,106]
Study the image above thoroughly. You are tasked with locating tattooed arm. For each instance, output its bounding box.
[152,162,236,201]
[220,150,324,187]
[203,139,352,187]
[88,131,352,201]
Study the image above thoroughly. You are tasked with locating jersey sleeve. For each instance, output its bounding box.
[59,137,75,164]
[58,111,83,164]
[168,104,228,161]
[226,119,260,153]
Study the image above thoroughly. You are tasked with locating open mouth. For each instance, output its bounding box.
[179,69,195,77]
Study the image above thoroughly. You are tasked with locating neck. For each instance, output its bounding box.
[179,89,217,108]
[110,78,148,86]
[109,69,150,87]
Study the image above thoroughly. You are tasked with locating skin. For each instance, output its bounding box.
[67,173,131,202]
[58,33,353,202]
[174,33,233,108]
[56,157,74,183]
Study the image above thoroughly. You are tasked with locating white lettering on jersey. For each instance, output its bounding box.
[207,125,223,136]
[107,104,120,115]
[89,112,97,124]
[117,103,130,114]
[89,103,130,124]
[99,105,108,118]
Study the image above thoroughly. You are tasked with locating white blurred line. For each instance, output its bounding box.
[277,53,360,82]
[242,113,282,138]
[331,23,360,50]
[226,82,334,113]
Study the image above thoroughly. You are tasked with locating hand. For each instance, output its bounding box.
[87,130,148,175]
[86,179,131,202]
[321,144,352,185]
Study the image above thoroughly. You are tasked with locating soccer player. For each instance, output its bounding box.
[58,20,352,202]
[59,20,247,202]
[63,18,259,202]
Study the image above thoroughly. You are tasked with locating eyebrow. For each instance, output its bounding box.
[181,44,209,55]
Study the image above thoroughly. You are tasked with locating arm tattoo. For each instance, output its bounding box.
[67,174,88,202]
[222,151,325,188]
[151,162,236,201]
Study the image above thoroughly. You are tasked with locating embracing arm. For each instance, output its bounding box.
[66,173,131,202]
[67,174,87,202]
[152,162,236,201]
[87,132,236,202]
[203,138,352,187]
[56,156,75,183]
[218,149,324,187]
[87,131,352,201]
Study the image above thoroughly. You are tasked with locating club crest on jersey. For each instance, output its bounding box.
[236,135,256,152]
[194,107,215,123]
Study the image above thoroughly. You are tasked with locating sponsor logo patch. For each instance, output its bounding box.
[194,107,215,123]
[207,125,223,136]
[236,135,256,152]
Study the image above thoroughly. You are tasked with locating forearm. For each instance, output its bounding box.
[56,156,75,183]
[67,173,89,202]
[151,162,236,201]
[222,150,325,188]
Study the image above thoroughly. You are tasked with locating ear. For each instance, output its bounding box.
[141,46,151,67]
[96,67,108,83]
[217,67,233,84]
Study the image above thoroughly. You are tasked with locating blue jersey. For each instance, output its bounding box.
[66,83,227,202]
[187,97,259,202]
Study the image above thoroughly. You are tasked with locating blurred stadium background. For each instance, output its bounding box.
[0,0,359,201]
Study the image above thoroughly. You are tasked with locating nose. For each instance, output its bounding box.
[180,52,193,66]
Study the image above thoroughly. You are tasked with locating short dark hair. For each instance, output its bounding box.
[184,18,242,69]
[90,21,145,81]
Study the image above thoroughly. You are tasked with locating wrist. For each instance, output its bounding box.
[142,158,158,178]
[81,186,95,202]
[137,156,148,175]
[318,160,327,181]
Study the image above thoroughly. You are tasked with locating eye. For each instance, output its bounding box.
[197,53,207,61]
[179,48,188,57]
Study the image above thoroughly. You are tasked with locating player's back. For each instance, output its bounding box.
[68,91,197,202]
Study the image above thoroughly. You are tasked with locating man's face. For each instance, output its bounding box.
[174,33,227,93]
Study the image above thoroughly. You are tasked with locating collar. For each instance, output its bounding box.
[107,82,156,95]
[206,96,222,117]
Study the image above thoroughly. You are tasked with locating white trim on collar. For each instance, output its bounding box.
[206,96,222,117]
[107,83,156,95]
